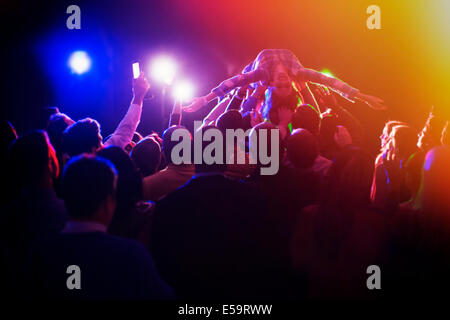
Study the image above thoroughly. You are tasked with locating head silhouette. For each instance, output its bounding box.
[97,146,142,225]
[380,120,407,150]
[387,125,417,162]
[162,125,192,165]
[63,118,103,157]
[8,130,59,189]
[286,128,319,169]
[291,104,321,136]
[417,109,446,151]
[130,137,162,177]
[62,155,117,225]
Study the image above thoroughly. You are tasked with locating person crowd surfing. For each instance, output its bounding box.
[1,48,449,300]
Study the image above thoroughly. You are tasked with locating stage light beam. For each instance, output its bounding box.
[68,51,91,75]
[173,81,194,102]
[151,56,177,85]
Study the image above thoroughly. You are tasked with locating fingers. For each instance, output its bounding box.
[359,93,387,110]
[182,97,206,113]
[362,93,384,104]
[367,101,387,111]
[134,72,149,86]
[369,96,384,104]
[334,125,352,147]
[183,105,195,113]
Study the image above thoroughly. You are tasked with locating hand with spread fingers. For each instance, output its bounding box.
[355,92,386,110]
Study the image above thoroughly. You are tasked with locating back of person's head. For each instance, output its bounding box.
[323,146,374,209]
[47,113,75,155]
[63,118,102,157]
[418,108,446,151]
[249,121,282,168]
[216,110,244,133]
[47,113,74,131]
[195,125,226,174]
[261,86,300,124]
[132,131,143,144]
[291,104,321,136]
[379,120,408,152]
[383,120,407,136]
[162,125,192,165]
[286,129,319,169]
[148,132,163,147]
[38,107,60,130]
[130,137,162,177]
[388,125,417,161]
[62,155,117,221]
[8,130,59,188]
[97,146,142,213]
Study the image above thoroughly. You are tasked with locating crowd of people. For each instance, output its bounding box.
[2,49,450,300]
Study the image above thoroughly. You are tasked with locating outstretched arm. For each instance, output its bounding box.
[297,81,321,113]
[183,69,268,113]
[168,98,182,127]
[225,87,247,112]
[241,85,266,114]
[314,85,365,144]
[297,68,386,110]
[354,91,386,110]
[104,72,150,148]
[200,97,231,128]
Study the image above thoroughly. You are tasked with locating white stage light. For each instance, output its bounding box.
[151,56,176,85]
[173,81,194,102]
[68,51,91,74]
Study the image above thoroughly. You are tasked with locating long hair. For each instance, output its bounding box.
[385,125,417,163]
[261,85,301,124]
[418,108,446,151]
[380,120,407,152]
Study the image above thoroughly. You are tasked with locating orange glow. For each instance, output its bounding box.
[168,0,450,127]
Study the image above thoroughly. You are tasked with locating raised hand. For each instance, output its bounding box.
[182,96,207,113]
[132,72,150,104]
[355,92,386,110]
[314,85,337,108]
[334,125,352,148]
[236,85,250,99]
[172,98,182,115]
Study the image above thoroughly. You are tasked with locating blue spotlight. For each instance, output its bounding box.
[68,51,91,74]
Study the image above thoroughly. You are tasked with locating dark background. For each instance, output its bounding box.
[1,0,449,154]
